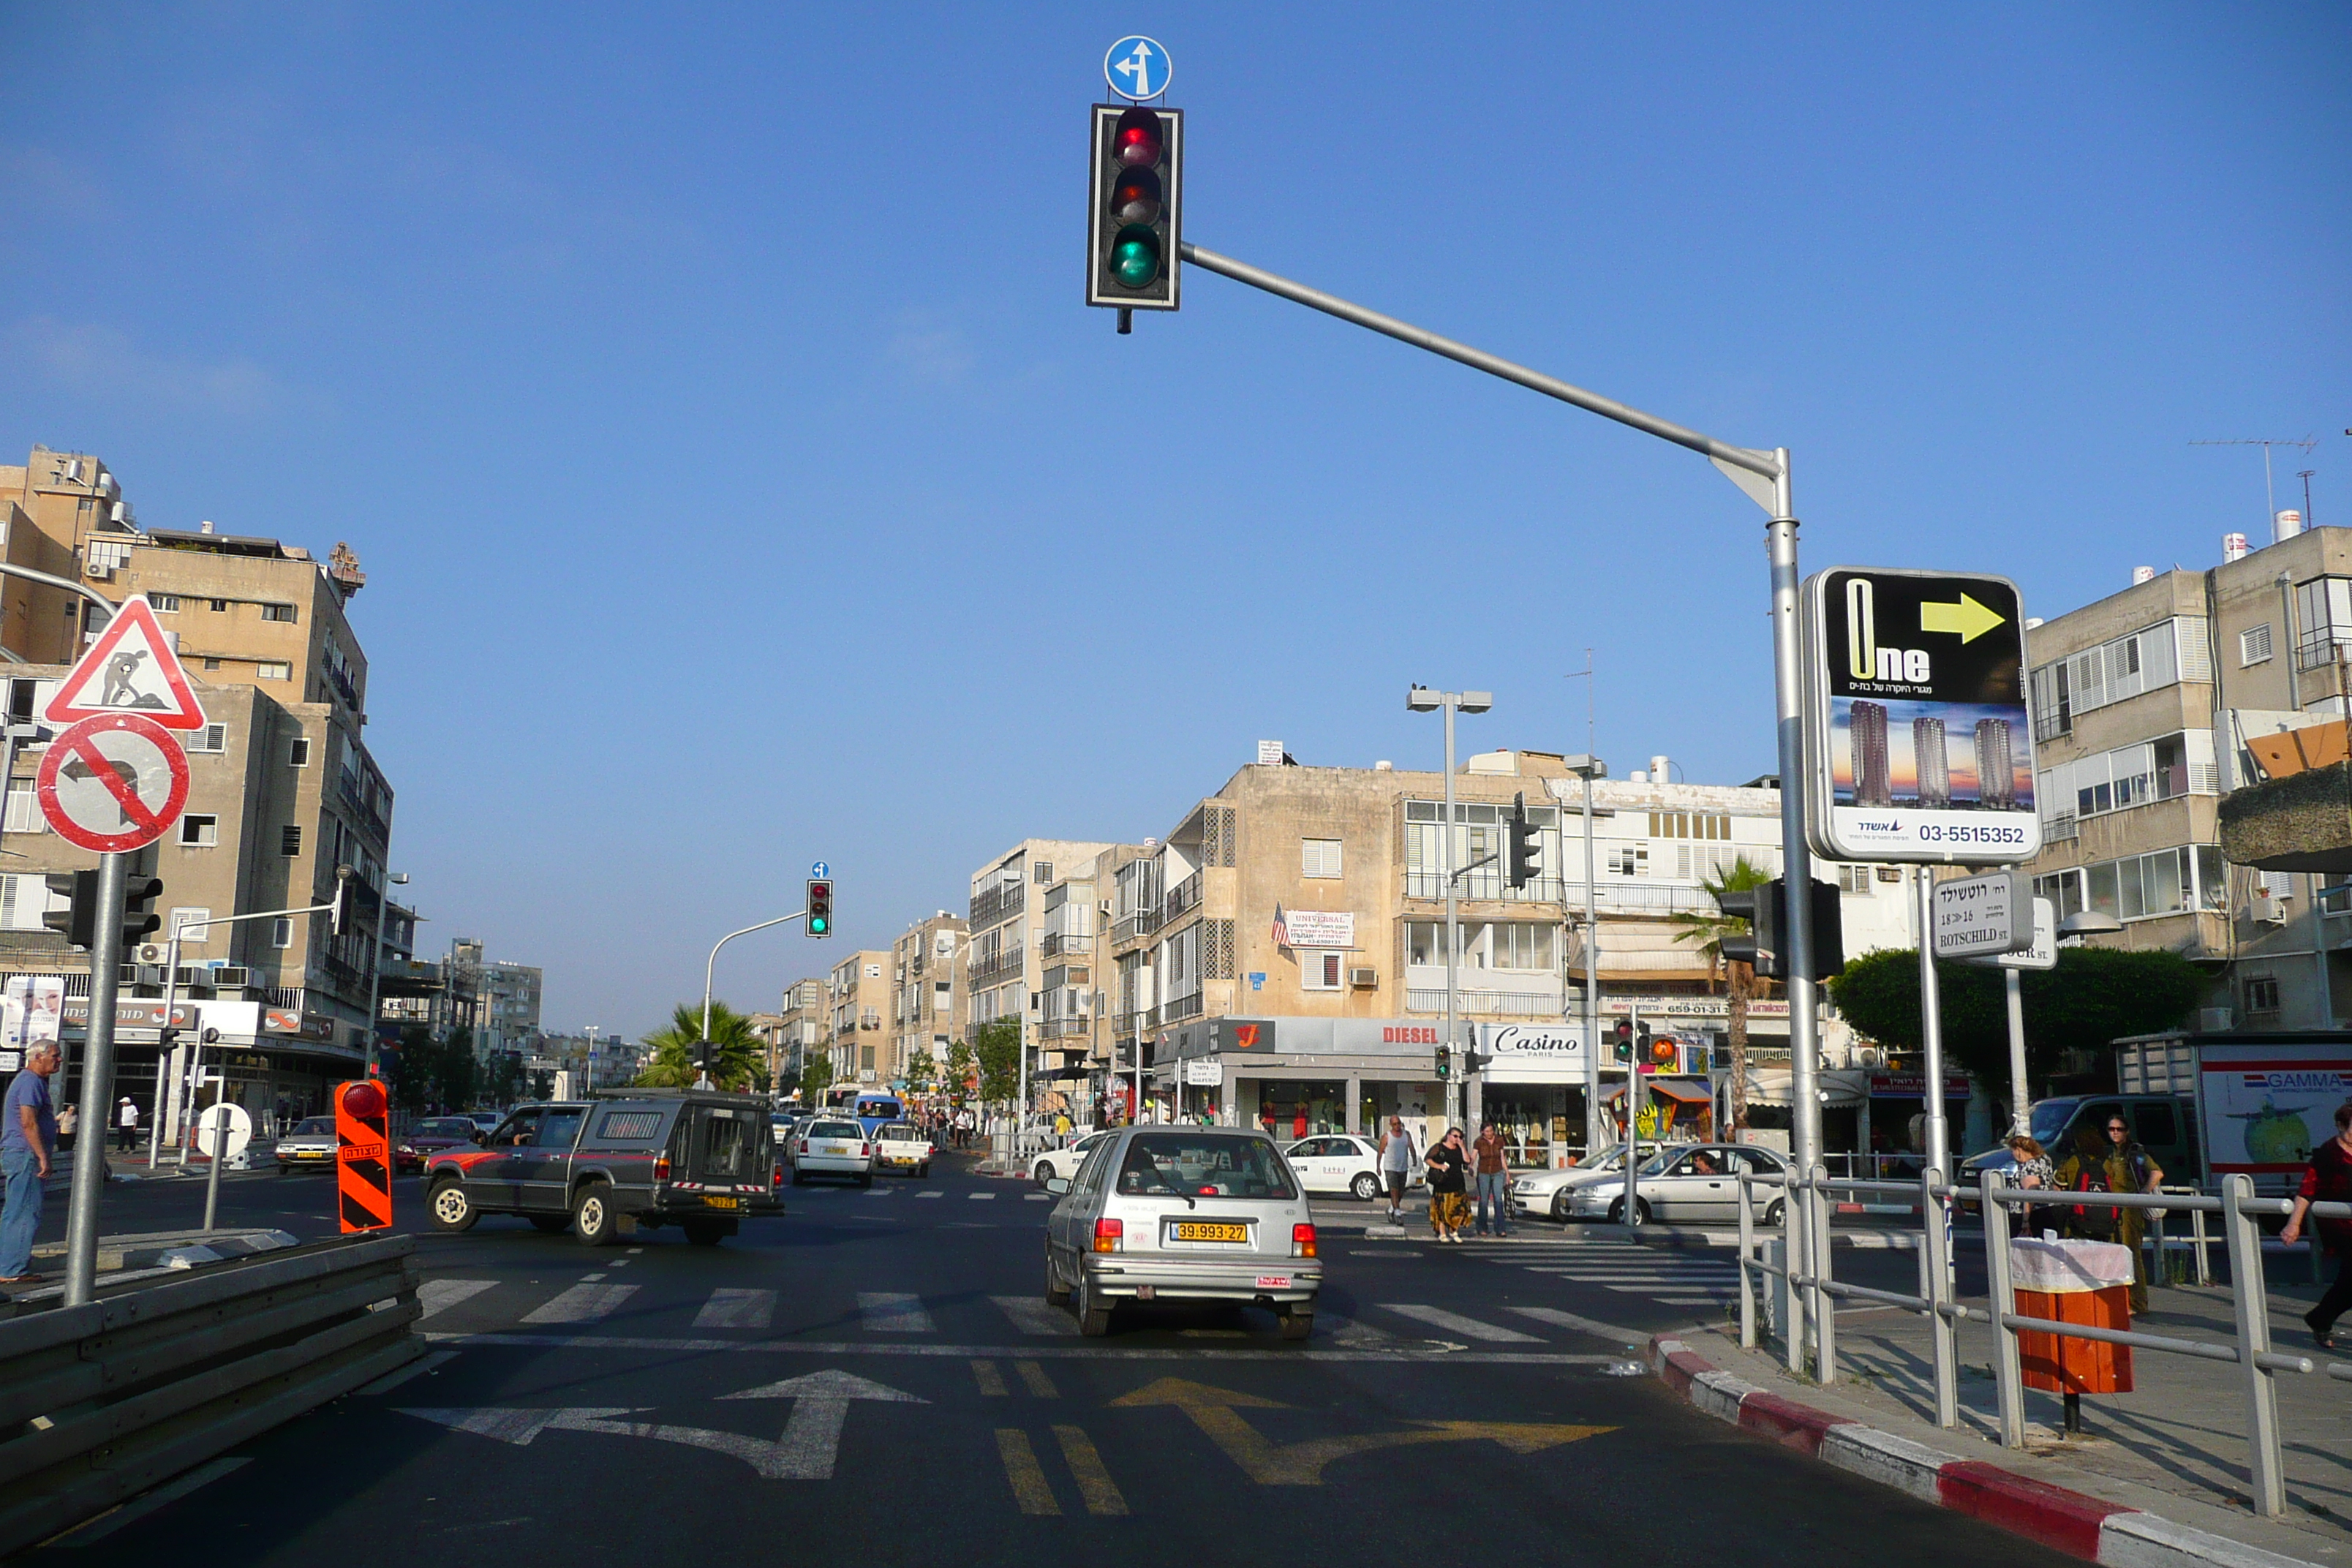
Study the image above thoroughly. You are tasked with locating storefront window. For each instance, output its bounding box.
[1253,1080,1346,1137]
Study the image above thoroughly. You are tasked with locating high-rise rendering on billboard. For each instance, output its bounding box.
[1914,716,1950,807]
[1851,700,1893,807]
[1975,717,2016,810]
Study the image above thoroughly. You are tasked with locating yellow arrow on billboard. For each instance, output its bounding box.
[1918,592,2005,644]
[1108,1377,1610,1484]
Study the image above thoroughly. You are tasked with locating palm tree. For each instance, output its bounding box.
[633,1000,763,1091]
[1669,854,1775,1134]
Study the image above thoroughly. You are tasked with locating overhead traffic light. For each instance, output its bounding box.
[1716,878,1846,981]
[1088,103,1183,318]
[1612,1019,1634,1063]
[1504,791,1542,891]
[121,875,163,949]
[43,870,98,949]
[806,878,834,938]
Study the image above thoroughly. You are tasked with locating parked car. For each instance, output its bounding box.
[1033,1129,1115,1185]
[463,1112,505,1138]
[872,1120,934,1177]
[1564,1143,1791,1226]
[1043,1126,1320,1339]
[1509,1141,1686,1222]
[407,1116,483,1156]
[275,1116,339,1175]
[789,1117,875,1187]
[423,1090,783,1245]
[1281,1134,1424,1200]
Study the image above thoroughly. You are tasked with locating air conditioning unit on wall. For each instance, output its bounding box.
[2253,892,2289,925]
[1348,967,1378,988]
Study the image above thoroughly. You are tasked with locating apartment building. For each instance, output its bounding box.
[890,913,966,1085]
[1103,747,1913,1164]
[827,949,891,1082]
[0,448,399,1133]
[778,977,826,1090]
[963,837,1116,1069]
[479,960,543,1056]
[2023,521,2352,1033]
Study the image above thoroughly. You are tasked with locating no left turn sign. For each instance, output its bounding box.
[37,714,191,853]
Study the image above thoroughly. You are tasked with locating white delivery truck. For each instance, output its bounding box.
[2117,1033,2352,1198]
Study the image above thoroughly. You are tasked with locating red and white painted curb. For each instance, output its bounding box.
[1648,1336,2320,1568]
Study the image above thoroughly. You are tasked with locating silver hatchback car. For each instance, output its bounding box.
[1044,1127,1322,1340]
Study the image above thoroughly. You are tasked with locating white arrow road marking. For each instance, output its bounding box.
[719,1369,927,1479]
[399,1371,925,1481]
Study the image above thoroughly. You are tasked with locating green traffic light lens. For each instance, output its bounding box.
[1110,224,1161,289]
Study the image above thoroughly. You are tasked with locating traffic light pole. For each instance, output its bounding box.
[61,851,129,1308]
[702,909,807,1088]
[1175,238,1825,1256]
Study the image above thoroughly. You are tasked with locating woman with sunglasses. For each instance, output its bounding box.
[2057,1113,2165,1312]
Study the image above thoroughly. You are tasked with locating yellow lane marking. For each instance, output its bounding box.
[995,1428,1060,1515]
[1052,1425,1129,1516]
[972,1359,1009,1397]
[1014,1359,1059,1398]
[1109,1377,1610,1485]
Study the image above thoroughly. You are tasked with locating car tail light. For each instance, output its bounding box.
[860,1143,871,1157]
[1093,1218,1123,1254]
[772,1163,785,1189]
[1292,1223,1317,1258]
[654,1152,671,1182]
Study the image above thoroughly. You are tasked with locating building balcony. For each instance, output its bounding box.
[1405,872,1566,903]
[1163,873,1202,923]
[1112,908,1162,945]
[1406,988,1567,1018]
[2042,810,2079,845]
[1550,883,1722,916]
[1040,932,1093,958]
[1038,1016,1093,1040]
[970,883,1025,930]
[1161,992,1203,1024]
[968,951,1025,987]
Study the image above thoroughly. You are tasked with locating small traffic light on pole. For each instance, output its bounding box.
[1613,1019,1634,1063]
[121,875,163,949]
[1504,791,1542,891]
[1717,878,1844,981]
[806,878,834,938]
[43,870,98,949]
[1088,102,1183,325]
[1434,1041,1452,1080]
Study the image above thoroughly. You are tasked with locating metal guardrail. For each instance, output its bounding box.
[0,1233,421,1554]
[1732,1165,2350,1521]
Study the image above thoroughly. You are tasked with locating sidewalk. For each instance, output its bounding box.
[1671,1273,2351,1563]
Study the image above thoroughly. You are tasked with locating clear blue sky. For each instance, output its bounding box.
[2,4,2344,1040]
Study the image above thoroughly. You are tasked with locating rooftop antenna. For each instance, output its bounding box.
[2190,436,2318,530]
[2299,469,2317,529]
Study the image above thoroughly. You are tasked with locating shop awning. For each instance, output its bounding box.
[1742,1066,1869,1109]
[1648,1079,1713,1104]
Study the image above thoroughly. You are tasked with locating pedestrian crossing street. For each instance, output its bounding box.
[1484,1237,1742,1309]
[411,1267,1620,1348]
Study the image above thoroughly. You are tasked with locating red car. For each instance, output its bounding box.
[402,1115,484,1173]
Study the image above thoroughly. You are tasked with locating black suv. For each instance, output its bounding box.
[422,1090,783,1245]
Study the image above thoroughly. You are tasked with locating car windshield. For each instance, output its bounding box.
[2029,1099,2083,1147]
[806,1120,859,1139]
[1115,1134,1297,1200]
[878,1123,918,1139]
[415,1118,475,1137]
[294,1117,333,1136]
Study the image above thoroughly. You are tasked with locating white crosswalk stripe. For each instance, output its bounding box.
[1376,1303,1542,1343]
[1024,1193,1052,1202]
[865,1188,893,1197]
[990,1295,1079,1337]
[520,1282,639,1324]
[857,1292,938,1333]
[693,1288,776,1329]
[417,1278,496,1319]
[916,1191,944,1199]
[969,1191,997,1200]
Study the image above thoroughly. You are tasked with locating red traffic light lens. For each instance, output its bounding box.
[1109,165,1162,227]
[1114,107,1163,167]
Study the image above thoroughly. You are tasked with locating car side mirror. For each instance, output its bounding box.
[1045,1177,1071,1196]
[472,1132,486,1146]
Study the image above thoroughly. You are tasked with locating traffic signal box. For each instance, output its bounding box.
[1716,878,1846,981]
[334,1079,393,1233]
[1088,103,1183,314]
[1505,792,1543,891]
[42,870,165,950]
[806,878,834,938]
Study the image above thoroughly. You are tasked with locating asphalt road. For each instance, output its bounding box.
[44,1156,2064,1566]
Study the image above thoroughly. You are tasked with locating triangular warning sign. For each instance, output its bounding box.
[45,595,210,731]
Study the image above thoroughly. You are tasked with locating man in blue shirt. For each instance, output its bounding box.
[1,1041,61,1286]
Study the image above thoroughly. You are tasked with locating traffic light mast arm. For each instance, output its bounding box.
[701,908,808,1055]
[0,560,125,617]
[1175,241,1782,502]
[1448,850,1499,885]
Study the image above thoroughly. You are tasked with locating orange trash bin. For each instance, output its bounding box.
[2010,1237,2137,1398]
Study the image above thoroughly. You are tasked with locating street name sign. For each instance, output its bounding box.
[1931,871,2032,959]
[1803,567,2039,864]
[1967,895,2057,970]
[44,594,209,731]
[1103,35,1172,100]
[37,713,191,853]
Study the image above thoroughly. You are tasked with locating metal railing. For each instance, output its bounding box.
[1733,1166,2351,1520]
[1404,988,1562,1017]
[1040,932,1093,957]
[1163,874,1202,923]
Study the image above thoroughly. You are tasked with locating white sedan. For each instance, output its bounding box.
[788,1117,874,1188]
[1031,1129,1114,1185]
[1283,1134,1425,1200]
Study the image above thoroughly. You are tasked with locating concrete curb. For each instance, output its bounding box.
[1646,1335,2321,1568]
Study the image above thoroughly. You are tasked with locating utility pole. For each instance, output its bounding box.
[1409,686,1490,1128]
[1565,653,1604,1164]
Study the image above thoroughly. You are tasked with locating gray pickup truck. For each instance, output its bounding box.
[421,1089,783,1245]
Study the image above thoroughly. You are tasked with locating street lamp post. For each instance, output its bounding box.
[701,908,808,1089]
[1408,686,1490,1129]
